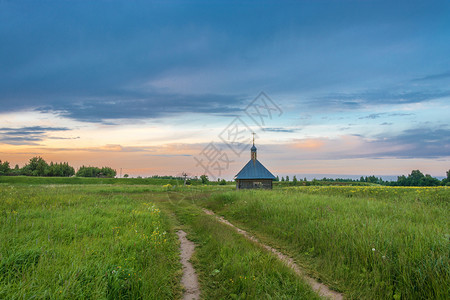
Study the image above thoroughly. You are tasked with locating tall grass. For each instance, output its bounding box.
[0,185,181,299]
[203,186,450,299]
[159,199,321,299]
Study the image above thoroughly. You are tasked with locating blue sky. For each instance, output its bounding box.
[1,0,449,179]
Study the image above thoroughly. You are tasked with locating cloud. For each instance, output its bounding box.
[388,112,414,117]
[48,136,80,140]
[2,1,449,123]
[412,71,450,81]
[264,127,299,133]
[4,92,246,124]
[0,126,71,145]
[286,127,450,160]
[359,112,414,120]
[312,90,450,111]
[292,138,326,150]
[373,128,450,159]
[359,113,385,119]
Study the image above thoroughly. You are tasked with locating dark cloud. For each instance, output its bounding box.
[286,127,450,160]
[374,128,450,159]
[359,113,385,119]
[314,90,450,110]
[1,0,450,123]
[0,126,71,145]
[0,126,69,132]
[30,93,245,123]
[412,71,450,81]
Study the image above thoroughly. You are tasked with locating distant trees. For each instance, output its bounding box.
[273,170,447,187]
[46,162,75,177]
[76,166,116,178]
[200,174,209,184]
[389,170,441,186]
[0,160,11,175]
[123,174,129,178]
[359,175,384,185]
[444,170,450,186]
[20,157,74,177]
[21,156,48,176]
[0,157,114,178]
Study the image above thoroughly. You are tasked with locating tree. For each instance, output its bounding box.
[409,170,425,186]
[293,176,298,185]
[423,174,440,186]
[0,160,11,175]
[100,167,116,178]
[219,179,227,185]
[46,162,75,177]
[286,175,290,182]
[123,174,129,178]
[200,174,209,184]
[76,166,116,178]
[22,156,48,176]
[11,164,20,175]
[443,170,450,185]
[275,175,279,181]
[281,177,285,182]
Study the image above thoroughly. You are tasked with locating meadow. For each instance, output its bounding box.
[0,179,449,299]
[201,186,450,299]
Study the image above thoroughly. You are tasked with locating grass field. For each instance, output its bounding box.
[0,185,183,299]
[201,186,450,299]
[1,179,449,299]
[0,176,187,186]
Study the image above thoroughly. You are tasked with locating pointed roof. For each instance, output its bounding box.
[235,159,276,180]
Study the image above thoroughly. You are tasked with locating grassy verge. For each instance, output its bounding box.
[158,195,321,300]
[0,176,237,186]
[201,186,450,299]
[0,185,181,299]
[0,176,186,185]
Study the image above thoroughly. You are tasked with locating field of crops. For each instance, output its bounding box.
[1,180,449,299]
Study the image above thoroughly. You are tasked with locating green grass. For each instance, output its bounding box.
[2,180,448,299]
[0,185,181,299]
[0,176,236,186]
[201,186,450,299]
[158,195,320,299]
[0,175,186,186]
[0,183,320,299]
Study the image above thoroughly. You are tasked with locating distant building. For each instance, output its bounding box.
[235,137,276,189]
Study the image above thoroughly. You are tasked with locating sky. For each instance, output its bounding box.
[1,0,449,180]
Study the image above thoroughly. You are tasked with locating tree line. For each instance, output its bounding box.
[0,157,116,178]
[275,170,450,187]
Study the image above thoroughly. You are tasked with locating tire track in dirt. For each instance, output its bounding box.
[177,230,201,300]
[202,208,343,300]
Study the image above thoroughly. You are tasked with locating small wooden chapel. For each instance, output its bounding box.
[234,135,276,189]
